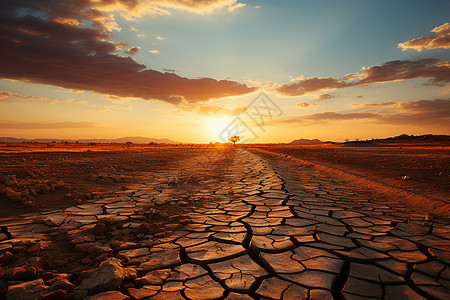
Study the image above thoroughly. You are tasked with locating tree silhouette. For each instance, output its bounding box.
[229,135,240,146]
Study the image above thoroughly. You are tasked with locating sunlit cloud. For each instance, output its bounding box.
[155,36,165,40]
[228,3,246,12]
[0,121,95,129]
[0,91,86,105]
[179,104,247,117]
[350,101,395,108]
[276,59,450,97]
[317,93,334,100]
[148,49,159,54]
[276,77,350,97]
[125,46,141,55]
[399,23,450,51]
[271,99,450,128]
[95,105,133,112]
[198,105,247,117]
[0,1,256,105]
[296,102,318,109]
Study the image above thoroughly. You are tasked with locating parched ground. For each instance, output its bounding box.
[247,144,449,202]
[0,144,449,300]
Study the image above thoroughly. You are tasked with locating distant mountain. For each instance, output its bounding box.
[0,136,180,144]
[290,138,322,145]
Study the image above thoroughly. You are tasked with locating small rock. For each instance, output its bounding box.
[7,278,50,300]
[91,192,103,199]
[84,290,130,300]
[94,223,107,234]
[39,289,68,300]
[76,258,129,298]
[25,243,41,256]
[5,175,19,187]
[47,275,75,292]
[0,251,13,262]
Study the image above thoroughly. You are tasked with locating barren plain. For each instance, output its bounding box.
[0,143,448,300]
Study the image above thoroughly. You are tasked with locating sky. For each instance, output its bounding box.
[0,0,449,143]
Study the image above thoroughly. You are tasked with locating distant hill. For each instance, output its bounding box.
[370,134,450,145]
[0,136,180,144]
[290,138,322,145]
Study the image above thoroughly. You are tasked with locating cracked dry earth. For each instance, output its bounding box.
[1,148,450,300]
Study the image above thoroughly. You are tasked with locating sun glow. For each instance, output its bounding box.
[205,116,235,142]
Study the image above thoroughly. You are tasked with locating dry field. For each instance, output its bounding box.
[0,143,449,299]
[247,144,449,204]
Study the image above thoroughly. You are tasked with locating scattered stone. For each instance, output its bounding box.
[7,279,50,300]
[76,258,129,298]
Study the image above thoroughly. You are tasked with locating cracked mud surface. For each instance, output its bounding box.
[1,147,449,299]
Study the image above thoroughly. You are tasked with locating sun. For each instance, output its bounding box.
[205,116,234,142]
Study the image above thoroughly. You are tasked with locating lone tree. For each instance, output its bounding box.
[229,135,240,146]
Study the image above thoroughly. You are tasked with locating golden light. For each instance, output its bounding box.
[205,116,235,142]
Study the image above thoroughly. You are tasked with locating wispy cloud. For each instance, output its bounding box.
[275,59,450,97]
[228,3,246,12]
[317,93,334,100]
[399,23,450,51]
[180,105,247,117]
[0,91,86,104]
[94,105,133,112]
[148,50,159,54]
[296,102,318,109]
[271,99,450,128]
[0,121,95,129]
[350,101,395,107]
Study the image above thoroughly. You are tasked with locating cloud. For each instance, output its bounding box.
[228,3,246,12]
[198,105,246,117]
[0,91,49,102]
[155,36,165,40]
[353,59,450,86]
[163,69,176,73]
[276,77,351,97]
[0,1,256,106]
[0,91,87,105]
[183,105,247,117]
[272,112,378,126]
[125,46,141,54]
[317,93,334,100]
[272,99,450,128]
[96,105,132,112]
[243,79,280,90]
[351,101,395,107]
[276,59,450,97]
[148,49,159,54]
[97,0,249,17]
[296,102,318,109]
[0,121,95,129]
[399,23,450,51]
